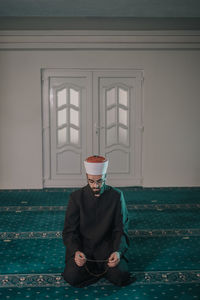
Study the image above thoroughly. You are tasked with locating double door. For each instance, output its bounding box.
[42,69,143,187]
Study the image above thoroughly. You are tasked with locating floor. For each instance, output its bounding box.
[0,187,200,299]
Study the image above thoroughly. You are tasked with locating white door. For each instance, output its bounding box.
[42,69,143,187]
[93,71,143,186]
[42,70,93,187]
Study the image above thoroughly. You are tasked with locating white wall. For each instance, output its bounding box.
[0,39,199,188]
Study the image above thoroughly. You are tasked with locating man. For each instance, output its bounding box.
[62,155,133,287]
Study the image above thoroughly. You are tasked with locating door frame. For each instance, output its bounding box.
[42,68,144,187]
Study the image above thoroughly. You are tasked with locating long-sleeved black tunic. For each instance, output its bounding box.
[62,184,130,261]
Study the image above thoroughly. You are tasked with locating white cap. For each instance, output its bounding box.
[84,155,108,175]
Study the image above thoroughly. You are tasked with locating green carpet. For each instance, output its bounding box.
[0,208,199,232]
[0,283,199,300]
[0,187,200,299]
[0,237,199,274]
[0,187,199,206]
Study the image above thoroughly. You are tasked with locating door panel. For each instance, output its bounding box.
[93,71,143,186]
[43,70,92,187]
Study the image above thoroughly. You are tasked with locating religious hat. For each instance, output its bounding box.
[84,155,108,175]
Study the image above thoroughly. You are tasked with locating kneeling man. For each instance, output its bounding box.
[62,155,133,287]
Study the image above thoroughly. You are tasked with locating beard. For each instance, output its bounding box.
[88,180,106,197]
[93,188,101,196]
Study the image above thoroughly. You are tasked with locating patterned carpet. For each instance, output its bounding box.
[0,187,200,299]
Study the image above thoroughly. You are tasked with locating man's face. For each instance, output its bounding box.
[87,173,106,197]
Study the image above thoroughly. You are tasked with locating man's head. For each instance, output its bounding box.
[84,155,108,197]
[86,173,107,196]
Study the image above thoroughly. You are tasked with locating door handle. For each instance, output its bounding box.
[94,123,104,134]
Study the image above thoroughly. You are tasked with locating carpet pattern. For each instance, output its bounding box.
[0,187,200,299]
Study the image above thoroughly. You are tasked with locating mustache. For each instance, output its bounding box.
[92,189,100,194]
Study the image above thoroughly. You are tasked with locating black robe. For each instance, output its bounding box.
[62,184,130,262]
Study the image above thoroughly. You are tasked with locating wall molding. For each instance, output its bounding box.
[0,17,200,31]
[0,30,200,50]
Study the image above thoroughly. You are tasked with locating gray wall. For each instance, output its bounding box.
[0,40,199,188]
[0,0,200,17]
[1,0,200,31]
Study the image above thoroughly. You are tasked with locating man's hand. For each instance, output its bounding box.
[107,252,120,268]
[74,251,86,267]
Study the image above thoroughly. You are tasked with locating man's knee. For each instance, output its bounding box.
[105,259,131,286]
[63,265,83,286]
[107,269,130,286]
